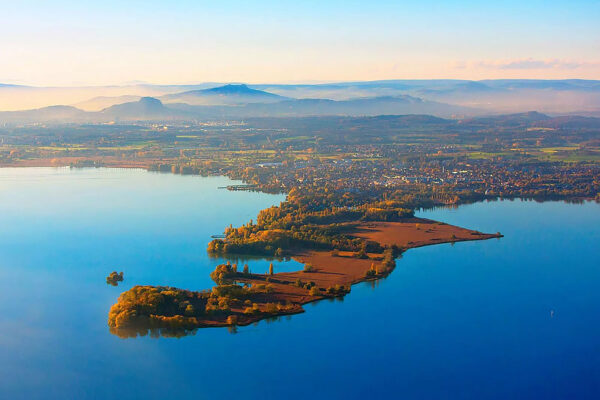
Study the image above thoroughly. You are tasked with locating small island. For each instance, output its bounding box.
[106,271,124,286]
[108,203,501,338]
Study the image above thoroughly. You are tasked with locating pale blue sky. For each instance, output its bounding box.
[1,0,599,85]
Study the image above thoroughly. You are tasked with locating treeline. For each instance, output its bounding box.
[208,198,413,257]
[208,225,372,256]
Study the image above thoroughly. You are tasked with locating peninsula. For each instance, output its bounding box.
[108,214,501,338]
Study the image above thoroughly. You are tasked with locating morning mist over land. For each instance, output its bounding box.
[1,80,600,122]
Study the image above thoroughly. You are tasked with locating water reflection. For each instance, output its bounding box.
[110,324,199,339]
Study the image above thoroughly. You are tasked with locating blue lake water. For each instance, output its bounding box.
[0,168,598,399]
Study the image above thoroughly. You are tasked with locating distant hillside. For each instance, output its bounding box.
[169,95,479,118]
[0,83,213,111]
[459,111,551,126]
[0,97,180,123]
[254,79,600,114]
[101,97,174,121]
[0,94,478,123]
[535,115,600,129]
[2,79,600,114]
[74,95,141,111]
[0,98,598,134]
[0,105,90,123]
[161,84,288,105]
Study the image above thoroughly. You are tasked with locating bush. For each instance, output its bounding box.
[309,286,321,296]
[303,281,316,290]
[243,303,260,314]
[211,284,246,299]
[251,283,274,294]
[303,264,316,273]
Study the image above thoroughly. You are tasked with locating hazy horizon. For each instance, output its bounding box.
[1,78,600,115]
[3,77,600,89]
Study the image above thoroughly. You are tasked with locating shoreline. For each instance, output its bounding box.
[0,157,159,169]
[2,161,595,204]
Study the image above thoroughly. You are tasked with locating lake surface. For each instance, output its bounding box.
[0,168,598,399]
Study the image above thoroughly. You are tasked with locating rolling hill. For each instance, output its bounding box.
[161,84,288,105]
[100,97,175,120]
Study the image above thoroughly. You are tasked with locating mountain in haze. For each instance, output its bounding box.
[100,97,174,120]
[0,97,176,123]
[534,114,600,129]
[1,98,599,130]
[0,105,90,123]
[254,80,600,114]
[0,94,478,123]
[255,95,476,117]
[2,80,600,114]
[418,81,498,96]
[74,95,142,111]
[481,79,600,91]
[160,84,288,105]
[4,80,600,123]
[166,94,479,118]
[0,83,216,111]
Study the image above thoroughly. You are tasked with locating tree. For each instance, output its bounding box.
[106,271,124,286]
[210,264,235,285]
[365,263,376,278]
[184,304,196,316]
[269,263,274,275]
